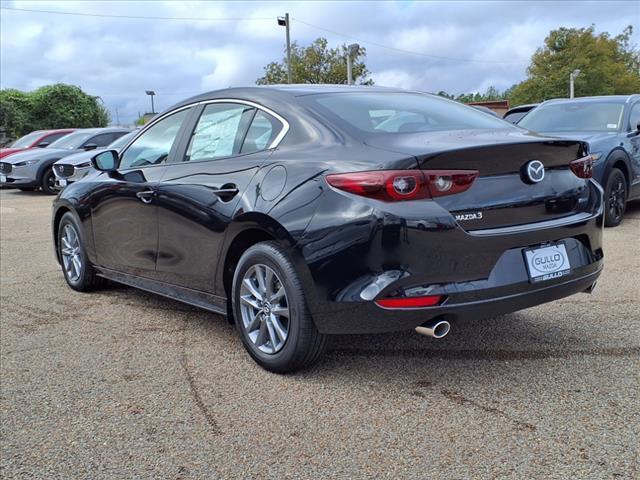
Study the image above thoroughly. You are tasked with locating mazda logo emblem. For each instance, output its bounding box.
[523,160,545,183]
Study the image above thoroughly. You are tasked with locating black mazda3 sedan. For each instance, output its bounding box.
[52,86,604,372]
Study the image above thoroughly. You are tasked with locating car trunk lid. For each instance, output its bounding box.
[365,129,592,231]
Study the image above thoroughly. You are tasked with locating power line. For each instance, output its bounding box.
[0,6,273,21]
[292,17,526,65]
[0,5,525,65]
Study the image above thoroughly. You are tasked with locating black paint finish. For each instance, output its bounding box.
[53,86,604,334]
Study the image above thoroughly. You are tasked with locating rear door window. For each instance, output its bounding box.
[185,103,255,162]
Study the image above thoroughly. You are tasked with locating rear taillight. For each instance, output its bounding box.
[570,155,593,179]
[325,169,478,201]
[375,295,444,309]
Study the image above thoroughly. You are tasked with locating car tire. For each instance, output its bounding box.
[232,241,327,373]
[604,168,627,227]
[57,212,104,291]
[41,167,57,195]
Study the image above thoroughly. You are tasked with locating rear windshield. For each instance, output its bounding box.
[302,92,512,135]
[519,102,624,132]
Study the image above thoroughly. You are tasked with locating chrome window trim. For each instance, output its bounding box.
[118,98,289,160]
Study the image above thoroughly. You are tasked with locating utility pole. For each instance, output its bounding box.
[569,69,581,99]
[347,43,360,85]
[115,106,120,125]
[278,14,292,83]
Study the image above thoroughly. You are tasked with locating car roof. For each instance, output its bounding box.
[72,127,131,134]
[170,85,420,110]
[541,95,639,106]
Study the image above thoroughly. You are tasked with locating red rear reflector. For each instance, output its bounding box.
[326,170,478,201]
[570,155,593,179]
[375,295,443,309]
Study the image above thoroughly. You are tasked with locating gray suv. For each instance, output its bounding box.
[0,127,129,194]
[53,129,137,188]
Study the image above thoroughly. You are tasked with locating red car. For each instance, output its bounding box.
[0,129,75,159]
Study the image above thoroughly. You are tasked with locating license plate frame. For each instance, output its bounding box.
[58,179,67,187]
[523,242,571,283]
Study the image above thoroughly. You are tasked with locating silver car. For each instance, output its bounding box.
[53,129,138,188]
[0,128,130,194]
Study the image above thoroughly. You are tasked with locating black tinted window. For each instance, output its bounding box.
[88,133,119,147]
[241,111,280,153]
[504,111,528,124]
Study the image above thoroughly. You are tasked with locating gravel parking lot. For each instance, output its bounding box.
[1,189,638,479]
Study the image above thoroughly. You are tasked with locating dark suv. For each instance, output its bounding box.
[518,95,640,226]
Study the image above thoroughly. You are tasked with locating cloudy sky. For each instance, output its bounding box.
[1,0,638,123]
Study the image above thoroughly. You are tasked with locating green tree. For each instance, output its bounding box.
[0,83,110,138]
[29,84,109,131]
[257,37,373,85]
[509,25,640,105]
[0,89,34,138]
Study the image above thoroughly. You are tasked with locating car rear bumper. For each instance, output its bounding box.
[311,261,602,334]
[298,181,604,334]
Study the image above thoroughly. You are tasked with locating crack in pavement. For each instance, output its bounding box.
[178,321,222,435]
[440,388,537,431]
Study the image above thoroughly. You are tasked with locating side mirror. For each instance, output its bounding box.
[91,150,119,172]
[37,141,50,148]
[627,120,640,138]
[83,143,98,151]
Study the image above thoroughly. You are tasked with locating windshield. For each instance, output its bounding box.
[519,102,624,132]
[10,131,43,148]
[302,92,512,135]
[48,131,93,150]
[108,130,137,151]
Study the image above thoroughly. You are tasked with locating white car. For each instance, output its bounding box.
[53,129,137,188]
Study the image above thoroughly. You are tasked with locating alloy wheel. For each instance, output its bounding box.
[61,224,83,282]
[239,264,290,354]
[608,177,626,223]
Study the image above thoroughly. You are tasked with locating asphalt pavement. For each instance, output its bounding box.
[1,189,638,479]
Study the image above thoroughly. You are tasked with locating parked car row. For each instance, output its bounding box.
[0,127,130,194]
[2,97,638,226]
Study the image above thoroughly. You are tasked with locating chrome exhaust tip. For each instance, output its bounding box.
[415,319,451,339]
[583,281,598,294]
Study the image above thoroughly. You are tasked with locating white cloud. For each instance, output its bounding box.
[1,0,637,123]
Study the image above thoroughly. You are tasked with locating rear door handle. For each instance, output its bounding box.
[212,188,239,195]
[212,184,239,200]
[136,190,155,204]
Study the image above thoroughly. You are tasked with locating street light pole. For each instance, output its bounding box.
[569,69,581,99]
[278,14,292,84]
[347,43,359,85]
[145,90,156,114]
